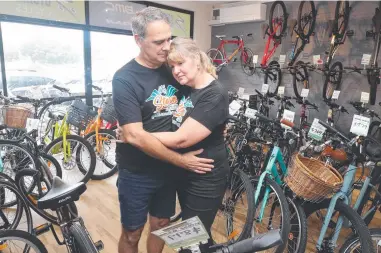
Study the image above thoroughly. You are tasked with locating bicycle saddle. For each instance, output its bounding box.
[38,176,86,210]
[215,35,226,39]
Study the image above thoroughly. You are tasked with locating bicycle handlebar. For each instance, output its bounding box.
[216,229,282,253]
[91,85,102,92]
[52,84,70,94]
[318,120,350,143]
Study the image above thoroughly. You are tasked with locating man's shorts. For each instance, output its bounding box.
[117,169,176,231]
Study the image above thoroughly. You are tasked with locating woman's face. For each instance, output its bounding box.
[169,56,199,86]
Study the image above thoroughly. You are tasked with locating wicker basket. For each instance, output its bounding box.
[285,154,343,203]
[1,105,33,129]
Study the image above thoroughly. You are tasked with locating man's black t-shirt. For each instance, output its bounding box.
[112,59,182,173]
[172,79,229,194]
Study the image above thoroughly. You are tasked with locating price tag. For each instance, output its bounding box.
[229,100,241,116]
[278,86,285,96]
[313,55,322,65]
[283,110,295,122]
[350,114,370,136]
[360,92,370,103]
[262,84,269,94]
[245,108,257,119]
[332,90,340,100]
[152,217,209,251]
[361,54,371,65]
[301,88,309,98]
[26,118,40,132]
[279,55,286,65]
[252,55,258,64]
[237,87,245,98]
[308,118,326,141]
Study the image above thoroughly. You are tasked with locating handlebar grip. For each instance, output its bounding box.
[255,113,281,126]
[318,120,350,142]
[52,84,70,93]
[226,230,282,253]
[16,95,32,102]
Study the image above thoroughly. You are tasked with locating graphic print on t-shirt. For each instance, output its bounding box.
[173,95,194,127]
[146,84,179,119]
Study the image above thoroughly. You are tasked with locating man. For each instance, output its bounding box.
[112,7,214,253]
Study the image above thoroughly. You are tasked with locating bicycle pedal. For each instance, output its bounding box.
[34,223,51,236]
[94,240,104,251]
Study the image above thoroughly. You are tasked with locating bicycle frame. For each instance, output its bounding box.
[254,146,287,221]
[289,36,308,67]
[216,38,245,65]
[261,23,283,67]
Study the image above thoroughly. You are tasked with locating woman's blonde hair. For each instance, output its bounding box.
[168,37,217,79]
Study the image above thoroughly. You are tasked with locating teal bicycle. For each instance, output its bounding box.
[301,121,374,252]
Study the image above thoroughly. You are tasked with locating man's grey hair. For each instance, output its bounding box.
[131,7,171,39]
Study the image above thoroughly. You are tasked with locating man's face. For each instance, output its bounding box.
[137,20,172,64]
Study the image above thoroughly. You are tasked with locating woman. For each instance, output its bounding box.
[151,37,229,239]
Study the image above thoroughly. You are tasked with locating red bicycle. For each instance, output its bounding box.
[258,1,288,95]
[207,34,255,76]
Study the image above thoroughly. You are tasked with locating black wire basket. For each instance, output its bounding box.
[67,100,97,130]
[100,96,117,123]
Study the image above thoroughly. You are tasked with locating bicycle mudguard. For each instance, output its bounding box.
[226,229,282,253]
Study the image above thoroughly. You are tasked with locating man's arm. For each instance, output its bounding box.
[121,122,214,173]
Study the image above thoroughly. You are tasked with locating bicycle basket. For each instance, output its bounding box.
[284,154,343,203]
[100,96,117,123]
[1,105,33,129]
[66,100,97,130]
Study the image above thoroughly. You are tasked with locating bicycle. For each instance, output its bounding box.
[0,229,48,253]
[15,169,103,253]
[207,34,255,75]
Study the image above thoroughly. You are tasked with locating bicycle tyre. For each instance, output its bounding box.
[269,1,288,40]
[292,61,309,99]
[286,197,307,253]
[240,47,255,76]
[304,199,374,253]
[0,229,48,253]
[369,73,378,105]
[207,48,224,73]
[368,120,381,139]
[211,168,255,244]
[250,176,291,253]
[298,1,317,39]
[70,222,98,253]
[0,180,33,233]
[264,60,282,95]
[323,61,343,100]
[44,135,96,184]
[334,1,350,38]
[84,129,117,180]
[340,228,381,253]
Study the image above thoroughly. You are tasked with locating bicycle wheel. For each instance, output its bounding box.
[44,135,96,184]
[264,60,282,95]
[323,61,343,100]
[240,47,255,76]
[70,222,98,253]
[368,120,381,140]
[269,1,288,40]
[207,48,224,72]
[0,229,48,253]
[304,199,374,253]
[211,168,255,244]
[368,71,379,105]
[340,228,381,252]
[250,176,291,253]
[292,61,309,99]
[0,180,33,233]
[286,197,307,253]
[84,129,117,180]
[334,0,350,37]
[298,1,316,39]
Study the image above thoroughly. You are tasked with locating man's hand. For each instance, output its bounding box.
[116,125,126,143]
[180,149,214,174]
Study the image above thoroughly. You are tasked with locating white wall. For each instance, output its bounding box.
[155,1,214,51]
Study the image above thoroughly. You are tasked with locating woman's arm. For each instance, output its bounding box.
[152,117,212,149]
